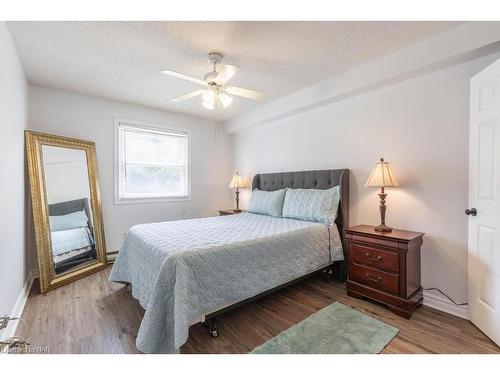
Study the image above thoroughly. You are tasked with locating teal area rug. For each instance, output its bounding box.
[251,302,399,354]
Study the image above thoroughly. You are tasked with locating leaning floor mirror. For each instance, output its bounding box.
[25,131,107,293]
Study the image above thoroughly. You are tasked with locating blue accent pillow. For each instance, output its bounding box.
[49,210,89,231]
[282,186,340,225]
[249,189,287,217]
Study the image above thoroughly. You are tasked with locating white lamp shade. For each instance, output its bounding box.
[219,92,234,108]
[365,158,399,187]
[202,88,215,103]
[201,88,234,110]
[228,173,246,189]
[202,88,215,110]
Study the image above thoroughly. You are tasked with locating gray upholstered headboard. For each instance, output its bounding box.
[252,169,350,261]
[48,198,93,233]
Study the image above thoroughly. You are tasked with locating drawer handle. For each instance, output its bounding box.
[366,273,382,282]
[365,253,382,262]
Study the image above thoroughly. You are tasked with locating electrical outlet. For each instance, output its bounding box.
[0,316,9,330]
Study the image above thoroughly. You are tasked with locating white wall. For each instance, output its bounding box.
[231,52,500,305]
[0,23,28,325]
[29,85,233,255]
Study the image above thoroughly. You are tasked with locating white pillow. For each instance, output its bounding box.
[49,210,89,231]
[282,186,340,225]
[249,189,287,217]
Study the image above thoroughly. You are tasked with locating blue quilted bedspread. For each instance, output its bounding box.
[109,213,343,353]
[50,227,93,256]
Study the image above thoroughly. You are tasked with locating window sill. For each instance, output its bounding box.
[114,196,191,205]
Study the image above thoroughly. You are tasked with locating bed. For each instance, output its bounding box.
[48,198,96,273]
[109,169,349,353]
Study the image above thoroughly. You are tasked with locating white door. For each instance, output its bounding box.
[469,58,500,346]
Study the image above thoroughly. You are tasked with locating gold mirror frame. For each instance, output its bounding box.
[25,131,107,293]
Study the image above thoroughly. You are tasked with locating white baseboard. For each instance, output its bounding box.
[1,269,37,343]
[423,290,468,320]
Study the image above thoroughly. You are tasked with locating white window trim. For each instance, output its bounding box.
[113,117,192,205]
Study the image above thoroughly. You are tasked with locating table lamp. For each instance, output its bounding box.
[365,158,399,232]
[228,172,246,212]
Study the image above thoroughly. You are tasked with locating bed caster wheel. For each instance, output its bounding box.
[209,326,219,338]
[322,268,333,282]
[203,318,219,338]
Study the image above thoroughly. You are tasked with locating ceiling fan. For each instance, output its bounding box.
[162,52,265,110]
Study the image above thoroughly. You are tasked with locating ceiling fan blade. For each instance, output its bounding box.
[215,64,239,84]
[171,89,205,102]
[225,86,265,100]
[161,70,206,86]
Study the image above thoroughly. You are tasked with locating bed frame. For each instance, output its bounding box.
[48,198,97,273]
[204,169,349,337]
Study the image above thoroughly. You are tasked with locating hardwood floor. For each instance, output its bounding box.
[16,267,499,354]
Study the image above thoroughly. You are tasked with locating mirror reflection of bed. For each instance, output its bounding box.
[48,198,97,274]
[42,145,97,274]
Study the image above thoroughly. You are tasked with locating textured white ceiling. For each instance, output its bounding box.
[8,21,463,122]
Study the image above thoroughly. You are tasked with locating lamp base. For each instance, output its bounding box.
[233,209,242,213]
[374,224,393,232]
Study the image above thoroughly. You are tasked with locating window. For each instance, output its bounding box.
[115,120,190,203]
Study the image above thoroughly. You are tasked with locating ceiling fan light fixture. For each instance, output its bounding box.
[219,92,233,108]
[202,88,216,110]
[202,88,215,103]
[164,52,264,110]
[202,99,215,110]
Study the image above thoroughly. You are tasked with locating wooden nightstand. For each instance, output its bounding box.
[218,209,248,216]
[345,225,424,319]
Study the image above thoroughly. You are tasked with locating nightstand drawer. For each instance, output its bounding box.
[351,243,399,273]
[346,225,424,318]
[350,263,400,295]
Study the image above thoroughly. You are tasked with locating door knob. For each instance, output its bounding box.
[465,208,477,216]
